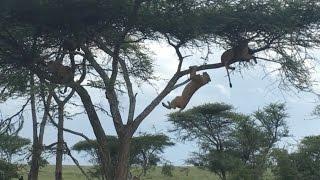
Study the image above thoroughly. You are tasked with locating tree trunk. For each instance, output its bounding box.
[29,84,52,180]
[55,105,64,180]
[28,74,40,180]
[114,134,131,180]
[221,170,226,180]
[141,152,147,176]
[72,84,113,179]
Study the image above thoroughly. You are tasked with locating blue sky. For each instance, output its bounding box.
[2,41,320,166]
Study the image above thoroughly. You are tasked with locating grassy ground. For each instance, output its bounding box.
[18,165,219,180]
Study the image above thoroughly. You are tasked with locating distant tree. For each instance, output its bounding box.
[0,159,19,180]
[293,135,320,180]
[161,162,174,177]
[131,133,175,176]
[73,133,174,178]
[168,103,289,180]
[271,135,320,180]
[169,103,237,180]
[0,134,30,163]
[271,148,300,180]
[0,134,30,179]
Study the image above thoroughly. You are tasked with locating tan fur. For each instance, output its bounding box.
[47,61,74,83]
[163,67,211,110]
[221,40,254,87]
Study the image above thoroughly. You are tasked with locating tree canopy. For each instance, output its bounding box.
[1,0,320,179]
[168,102,289,180]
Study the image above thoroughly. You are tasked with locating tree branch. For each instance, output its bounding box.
[164,34,185,72]
[119,58,136,124]
[0,97,30,134]
[82,46,123,128]
[39,82,91,143]
[64,142,91,180]
[132,74,179,134]
[48,110,91,143]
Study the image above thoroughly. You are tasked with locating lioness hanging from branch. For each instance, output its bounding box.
[162,66,211,111]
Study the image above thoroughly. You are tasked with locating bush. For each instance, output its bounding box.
[0,160,19,180]
[161,163,174,177]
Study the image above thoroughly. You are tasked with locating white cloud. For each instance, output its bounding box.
[214,84,231,98]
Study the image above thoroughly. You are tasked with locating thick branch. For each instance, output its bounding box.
[119,58,136,124]
[131,61,227,134]
[39,81,97,143]
[95,40,137,124]
[38,93,52,146]
[132,74,179,133]
[82,46,123,128]
[76,57,87,84]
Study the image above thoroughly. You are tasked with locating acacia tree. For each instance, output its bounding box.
[1,0,320,179]
[73,134,174,178]
[168,103,289,180]
[0,134,30,179]
[272,136,320,180]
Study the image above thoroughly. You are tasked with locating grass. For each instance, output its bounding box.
[18,165,219,180]
[19,165,93,180]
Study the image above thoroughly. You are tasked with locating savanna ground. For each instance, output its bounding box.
[16,165,216,180]
[16,165,275,180]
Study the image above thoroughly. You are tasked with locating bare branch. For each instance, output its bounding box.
[49,112,91,142]
[64,142,91,180]
[119,58,136,124]
[109,0,142,90]
[0,98,30,134]
[38,93,52,146]
[132,74,179,134]
[76,57,87,84]
[164,34,185,72]
[44,142,58,150]
[39,82,91,143]
[82,46,123,127]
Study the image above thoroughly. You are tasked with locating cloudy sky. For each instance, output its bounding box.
[2,41,320,166]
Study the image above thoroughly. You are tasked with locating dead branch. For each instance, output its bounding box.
[64,142,91,180]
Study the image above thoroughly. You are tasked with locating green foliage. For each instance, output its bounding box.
[0,0,320,90]
[0,159,19,180]
[271,149,300,180]
[73,133,174,177]
[0,68,30,101]
[0,134,30,162]
[253,103,289,145]
[0,134,29,179]
[294,135,320,179]
[161,163,174,177]
[271,136,320,180]
[168,102,289,180]
[27,156,49,169]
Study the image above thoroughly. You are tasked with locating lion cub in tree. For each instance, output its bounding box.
[221,40,255,88]
[162,66,211,111]
[47,61,74,84]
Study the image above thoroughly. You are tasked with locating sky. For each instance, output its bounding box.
[1,41,320,166]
